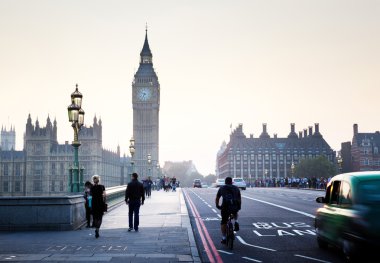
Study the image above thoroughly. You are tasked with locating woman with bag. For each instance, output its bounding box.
[90,175,106,238]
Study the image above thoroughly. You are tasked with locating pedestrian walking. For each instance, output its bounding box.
[146,177,152,197]
[125,172,145,232]
[171,176,177,192]
[83,181,93,228]
[90,175,106,238]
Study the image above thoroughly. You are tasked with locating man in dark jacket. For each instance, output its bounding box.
[125,173,145,232]
[215,177,241,244]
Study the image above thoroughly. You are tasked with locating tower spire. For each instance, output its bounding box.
[140,26,152,63]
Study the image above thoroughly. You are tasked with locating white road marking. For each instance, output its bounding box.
[217,214,222,218]
[294,254,332,263]
[242,195,316,219]
[217,249,233,255]
[212,209,218,213]
[242,256,263,262]
[236,236,276,251]
[207,204,212,208]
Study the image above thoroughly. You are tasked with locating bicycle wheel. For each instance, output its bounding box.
[227,222,234,249]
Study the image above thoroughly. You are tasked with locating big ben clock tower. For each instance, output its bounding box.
[132,28,160,178]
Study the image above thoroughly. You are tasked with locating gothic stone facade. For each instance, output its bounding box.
[132,30,160,178]
[217,123,335,181]
[0,115,130,196]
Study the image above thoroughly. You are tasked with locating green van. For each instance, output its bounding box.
[315,171,380,261]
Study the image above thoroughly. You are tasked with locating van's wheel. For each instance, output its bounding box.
[343,239,357,262]
[317,236,328,249]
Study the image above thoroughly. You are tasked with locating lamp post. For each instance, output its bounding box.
[129,137,135,182]
[291,162,295,177]
[156,163,160,178]
[147,153,152,178]
[264,168,268,186]
[337,153,343,174]
[67,84,85,193]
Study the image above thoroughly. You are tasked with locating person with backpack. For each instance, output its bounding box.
[215,177,241,244]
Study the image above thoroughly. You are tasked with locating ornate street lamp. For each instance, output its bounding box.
[147,153,152,178]
[264,168,268,183]
[156,163,162,180]
[291,162,295,177]
[129,137,135,181]
[67,84,85,193]
[337,153,343,174]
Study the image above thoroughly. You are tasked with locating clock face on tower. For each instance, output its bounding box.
[137,87,151,101]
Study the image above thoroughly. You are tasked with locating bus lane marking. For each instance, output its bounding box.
[242,195,316,218]
[217,249,233,255]
[242,256,263,262]
[236,236,276,251]
[294,254,332,263]
[252,222,316,237]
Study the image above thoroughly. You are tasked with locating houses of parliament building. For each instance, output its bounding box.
[0,115,130,196]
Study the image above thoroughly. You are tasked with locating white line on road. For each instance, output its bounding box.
[217,214,222,218]
[217,249,233,255]
[212,208,218,213]
[242,256,263,262]
[242,195,316,219]
[236,236,276,251]
[208,204,212,208]
[294,254,332,263]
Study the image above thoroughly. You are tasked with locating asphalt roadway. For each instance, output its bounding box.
[183,187,347,263]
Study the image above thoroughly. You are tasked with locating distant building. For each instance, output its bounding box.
[163,161,198,177]
[1,126,16,150]
[0,115,131,196]
[340,141,352,173]
[350,124,380,171]
[217,123,335,181]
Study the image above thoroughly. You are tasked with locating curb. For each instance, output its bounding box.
[179,188,201,263]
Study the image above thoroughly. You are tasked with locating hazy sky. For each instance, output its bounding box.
[0,0,379,175]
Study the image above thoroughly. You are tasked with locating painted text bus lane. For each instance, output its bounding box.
[251,221,316,237]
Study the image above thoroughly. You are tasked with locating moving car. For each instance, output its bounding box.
[193,179,202,188]
[233,178,246,190]
[315,171,380,261]
[216,178,225,187]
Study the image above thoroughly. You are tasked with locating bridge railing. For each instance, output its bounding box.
[105,185,127,210]
[0,185,128,231]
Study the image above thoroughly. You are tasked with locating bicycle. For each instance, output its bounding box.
[225,213,235,249]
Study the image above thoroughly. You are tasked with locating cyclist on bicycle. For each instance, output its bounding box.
[215,177,241,244]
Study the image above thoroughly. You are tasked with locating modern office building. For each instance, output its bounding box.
[217,123,335,181]
[0,115,130,196]
[132,29,160,178]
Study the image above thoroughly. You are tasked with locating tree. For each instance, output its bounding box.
[295,156,336,179]
[203,174,217,185]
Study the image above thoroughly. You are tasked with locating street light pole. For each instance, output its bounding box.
[147,153,152,178]
[67,84,85,193]
[337,152,343,174]
[264,169,268,187]
[291,162,295,177]
[156,163,160,178]
[129,137,135,182]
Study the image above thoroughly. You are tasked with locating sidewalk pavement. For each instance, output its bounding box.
[0,188,200,263]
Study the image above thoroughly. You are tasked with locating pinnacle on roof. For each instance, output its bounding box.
[140,26,152,57]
